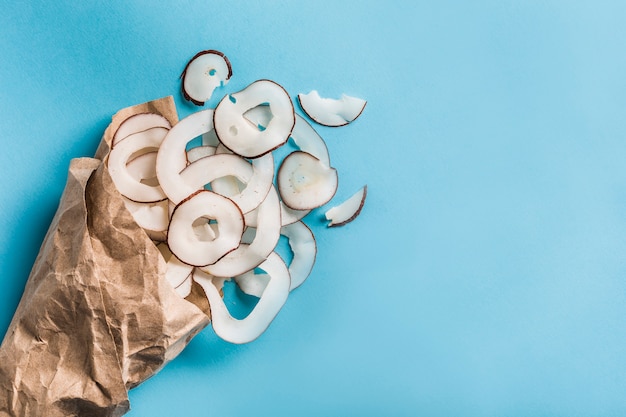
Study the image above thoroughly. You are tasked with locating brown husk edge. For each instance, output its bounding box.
[0,97,211,417]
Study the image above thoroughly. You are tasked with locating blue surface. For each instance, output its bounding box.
[2,1,626,416]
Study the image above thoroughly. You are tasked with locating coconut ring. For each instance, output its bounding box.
[213,79,295,158]
[167,190,244,267]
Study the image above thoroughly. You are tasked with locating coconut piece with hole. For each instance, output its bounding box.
[201,186,281,278]
[277,150,338,210]
[213,79,295,158]
[194,252,290,344]
[167,190,244,267]
[325,185,367,227]
[181,50,232,106]
[107,126,169,203]
[297,90,366,127]
[112,112,171,148]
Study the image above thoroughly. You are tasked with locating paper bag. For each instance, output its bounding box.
[0,97,211,417]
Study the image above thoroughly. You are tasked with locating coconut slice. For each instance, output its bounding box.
[122,197,169,240]
[156,109,214,204]
[108,126,168,203]
[236,220,316,295]
[201,186,281,277]
[277,151,338,210]
[213,79,295,158]
[290,114,330,167]
[181,50,232,106]
[297,90,366,127]
[112,113,171,148]
[167,190,244,267]
[325,185,367,227]
[194,251,290,344]
[165,255,194,297]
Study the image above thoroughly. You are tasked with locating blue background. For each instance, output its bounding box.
[2,1,626,416]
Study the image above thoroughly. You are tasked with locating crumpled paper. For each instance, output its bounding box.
[0,97,211,417]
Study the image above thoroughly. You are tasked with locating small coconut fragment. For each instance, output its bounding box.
[112,112,171,148]
[108,127,168,203]
[181,50,232,106]
[277,151,338,210]
[167,190,244,267]
[297,90,366,127]
[325,185,367,227]
[213,79,295,158]
[195,252,290,344]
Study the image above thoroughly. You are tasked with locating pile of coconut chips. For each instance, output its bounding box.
[106,50,367,344]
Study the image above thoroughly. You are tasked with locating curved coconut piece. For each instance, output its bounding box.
[179,153,270,214]
[281,221,316,290]
[234,271,269,298]
[165,255,194,297]
[195,251,291,344]
[181,50,232,106]
[156,109,214,204]
[297,90,366,127]
[187,145,216,163]
[112,112,171,148]
[108,126,168,203]
[167,190,244,267]
[122,197,169,239]
[279,202,310,227]
[213,79,295,158]
[201,186,281,278]
[277,150,338,210]
[126,151,159,187]
[325,185,367,227]
[236,220,316,295]
[290,114,330,167]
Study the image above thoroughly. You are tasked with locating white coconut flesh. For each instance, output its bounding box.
[186,145,216,163]
[156,109,214,204]
[167,190,244,267]
[165,255,194,297]
[297,90,366,127]
[279,202,310,227]
[122,197,169,236]
[126,151,158,186]
[181,50,232,106]
[178,153,269,214]
[277,151,338,210]
[108,126,169,203]
[243,104,273,131]
[195,251,291,344]
[201,186,281,278]
[202,129,220,147]
[236,220,316,295]
[213,79,295,158]
[325,185,367,227]
[112,113,171,148]
[210,144,275,214]
[290,114,331,167]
